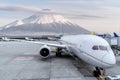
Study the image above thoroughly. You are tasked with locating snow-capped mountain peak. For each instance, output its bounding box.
[2,14,72,29]
[0,13,89,36]
[23,14,71,24]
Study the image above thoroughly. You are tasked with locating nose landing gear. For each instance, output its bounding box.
[93,67,106,77]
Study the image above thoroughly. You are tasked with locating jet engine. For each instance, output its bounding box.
[39,45,51,58]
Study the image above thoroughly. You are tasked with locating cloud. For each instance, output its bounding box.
[0,5,65,15]
[0,5,103,19]
[0,6,41,13]
[68,14,104,19]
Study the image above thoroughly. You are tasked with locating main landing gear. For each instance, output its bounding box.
[93,67,106,77]
[56,48,62,57]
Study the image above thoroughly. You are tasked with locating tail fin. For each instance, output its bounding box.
[113,32,119,37]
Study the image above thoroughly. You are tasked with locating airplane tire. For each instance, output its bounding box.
[93,70,100,77]
[56,52,62,57]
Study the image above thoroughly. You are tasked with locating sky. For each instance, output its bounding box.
[0,0,120,34]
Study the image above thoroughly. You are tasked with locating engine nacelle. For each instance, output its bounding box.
[39,45,51,58]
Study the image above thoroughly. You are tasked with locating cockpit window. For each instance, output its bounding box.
[92,45,108,51]
[92,45,99,50]
[99,46,107,50]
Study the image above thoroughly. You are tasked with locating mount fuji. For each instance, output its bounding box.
[0,14,90,36]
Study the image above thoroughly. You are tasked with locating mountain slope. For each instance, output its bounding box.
[0,14,90,36]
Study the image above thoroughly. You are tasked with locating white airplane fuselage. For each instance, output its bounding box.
[0,35,116,69]
[61,35,116,68]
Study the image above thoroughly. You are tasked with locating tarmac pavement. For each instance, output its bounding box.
[1,48,120,80]
[0,52,87,80]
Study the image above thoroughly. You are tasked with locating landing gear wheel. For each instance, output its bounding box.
[56,52,62,57]
[56,48,62,57]
[93,67,101,77]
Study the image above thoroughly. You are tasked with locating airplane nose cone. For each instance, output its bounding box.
[102,54,116,68]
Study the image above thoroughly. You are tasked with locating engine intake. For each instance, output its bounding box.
[39,45,50,58]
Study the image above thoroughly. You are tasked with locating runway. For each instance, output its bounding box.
[0,50,97,80]
[106,54,120,76]
[0,48,119,80]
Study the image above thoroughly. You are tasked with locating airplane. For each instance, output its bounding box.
[1,37,10,41]
[0,34,116,76]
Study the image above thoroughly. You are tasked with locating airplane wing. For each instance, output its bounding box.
[0,36,68,49]
[32,41,67,48]
[24,40,71,58]
[20,40,67,49]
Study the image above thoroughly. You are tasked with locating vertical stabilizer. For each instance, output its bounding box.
[113,32,119,37]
